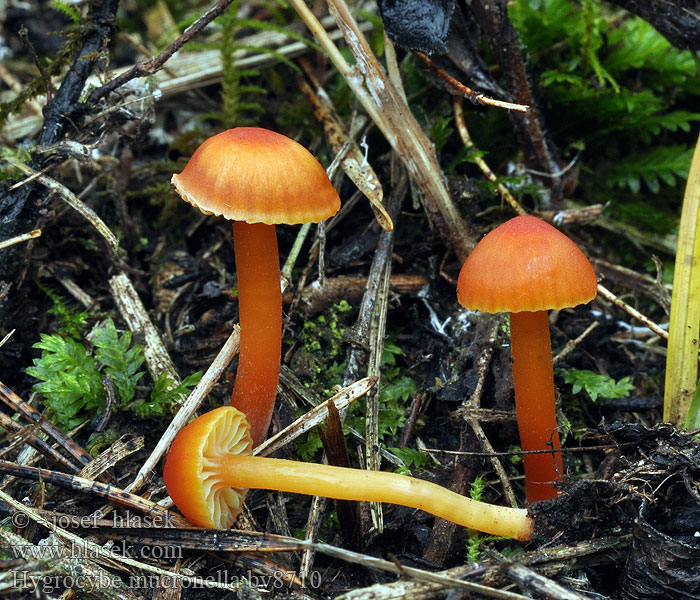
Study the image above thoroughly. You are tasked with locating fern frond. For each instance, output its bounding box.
[606,18,697,90]
[600,145,694,193]
[540,69,586,89]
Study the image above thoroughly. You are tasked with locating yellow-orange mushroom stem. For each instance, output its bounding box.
[163,407,533,541]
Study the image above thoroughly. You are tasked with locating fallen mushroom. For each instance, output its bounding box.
[457,216,597,502]
[172,128,341,446]
[163,406,533,541]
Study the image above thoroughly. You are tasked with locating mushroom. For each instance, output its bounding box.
[456,216,597,503]
[172,128,341,446]
[163,406,533,540]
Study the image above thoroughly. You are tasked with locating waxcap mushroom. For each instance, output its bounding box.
[163,406,533,540]
[171,127,341,447]
[171,127,340,225]
[456,215,597,503]
[457,215,597,314]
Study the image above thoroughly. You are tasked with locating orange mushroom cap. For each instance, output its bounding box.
[171,127,341,225]
[163,408,252,529]
[457,215,597,313]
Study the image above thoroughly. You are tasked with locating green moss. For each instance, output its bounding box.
[294,301,353,395]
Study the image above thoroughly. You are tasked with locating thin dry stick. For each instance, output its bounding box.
[383,31,408,104]
[254,377,377,457]
[18,26,52,103]
[88,0,235,103]
[52,272,96,309]
[359,176,404,534]
[298,491,325,585]
[0,462,184,525]
[418,52,529,112]
[0,329,14,350]
[344,174,408,385]
[109,273,181,388]
[453,96,527,216]
[0,410,82,473]
[127,326,240,493]
[597,283,669,340]
[285,188,348,324]
[281,222,312,292]
[553,321,600,364]
[287,0,476,259]
[365,227,394,532]
[0,381,92,468]
[0,229,41,250]
[10,162,120,254]
[460,322,519,508]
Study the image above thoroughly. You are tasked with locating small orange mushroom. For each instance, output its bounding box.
[172,128,340,446]
[457,216,597,503]
[163,407,533,541]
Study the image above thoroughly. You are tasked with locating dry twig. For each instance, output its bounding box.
[420,53,529,112]
[0,381,92,469]
[128,326,240,493]
[0,410,81,474]
[108,273,180,389]
[9,163,120,255]
[0,229,41,251]
[288,0,477,259]
[459,320,520,508]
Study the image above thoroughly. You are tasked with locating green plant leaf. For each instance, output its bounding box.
[92,318,146,405]
[389,447,433,475]
[558,369,635,402]
[132,371,203,419]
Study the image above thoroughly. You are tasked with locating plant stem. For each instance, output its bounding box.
[664,131,700,426]
[510,311,563,503]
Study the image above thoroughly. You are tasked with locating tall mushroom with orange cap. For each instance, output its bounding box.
[172,128,341,446]
[163,406,533,540]
[457,216,597,503]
